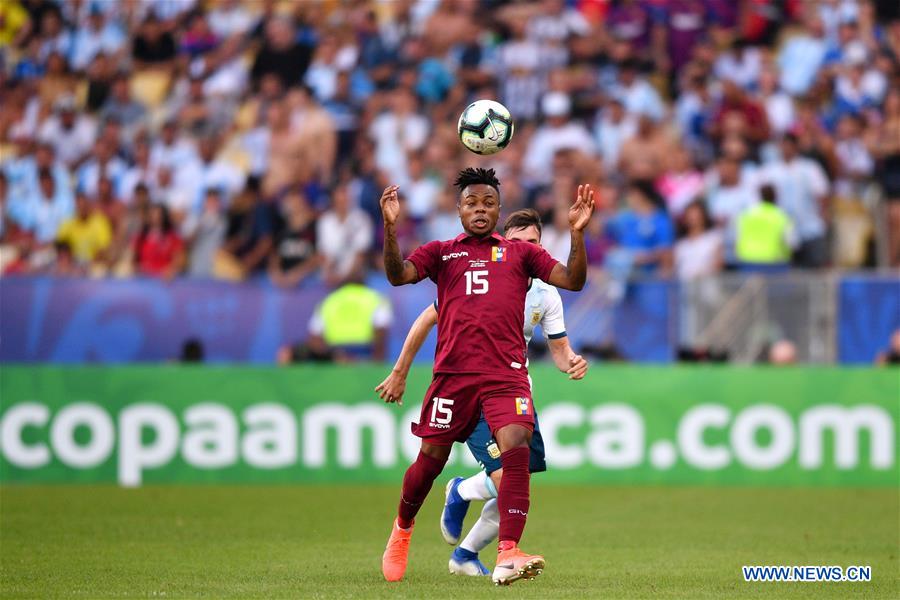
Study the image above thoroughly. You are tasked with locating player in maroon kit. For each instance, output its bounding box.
[380,167,594,585]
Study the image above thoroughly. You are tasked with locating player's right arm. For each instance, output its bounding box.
[380,185,419,285]
[375,303,438,405]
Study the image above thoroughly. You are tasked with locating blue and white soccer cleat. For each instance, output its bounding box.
[440,477,470,545]
[448,547,490,576]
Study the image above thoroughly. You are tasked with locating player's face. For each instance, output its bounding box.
[458,184,500,236]
[504,225,541,246]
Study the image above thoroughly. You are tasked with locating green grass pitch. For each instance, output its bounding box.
[1,484,897,599]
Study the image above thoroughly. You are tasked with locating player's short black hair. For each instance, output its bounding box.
[503,208,542,236]
[454,167,500,195]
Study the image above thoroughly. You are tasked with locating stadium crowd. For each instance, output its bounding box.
[1,0,899,289]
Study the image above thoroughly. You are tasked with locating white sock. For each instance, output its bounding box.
[459,499,499,554]
[457,471,497,501]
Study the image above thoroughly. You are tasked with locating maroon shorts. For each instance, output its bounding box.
[410,373,534,445]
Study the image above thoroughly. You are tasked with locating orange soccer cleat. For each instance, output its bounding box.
[492,545,545,586]
[381,519,414,582]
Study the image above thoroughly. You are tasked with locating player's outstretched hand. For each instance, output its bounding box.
[569,184,595,232]
[375,370,406,405]
[380,185,400,226]
[566,354,589,380]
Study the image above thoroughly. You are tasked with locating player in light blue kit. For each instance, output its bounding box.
[375,208,589,576]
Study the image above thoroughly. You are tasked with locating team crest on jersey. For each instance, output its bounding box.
[487,441,501,459]
[531,310,541,325]
[515,396,530,415]
[491,246,507,262]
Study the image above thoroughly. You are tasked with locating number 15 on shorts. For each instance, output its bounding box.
[429,397,454,428]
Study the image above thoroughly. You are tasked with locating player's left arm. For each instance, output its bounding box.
[546,184,595,291]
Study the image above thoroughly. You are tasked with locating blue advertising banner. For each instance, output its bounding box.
[838,276,900,364]
[0,276,676,364]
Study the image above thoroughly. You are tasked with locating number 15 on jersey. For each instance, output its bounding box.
[465,270,489,295]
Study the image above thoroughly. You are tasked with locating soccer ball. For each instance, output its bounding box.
[457,100,514,155]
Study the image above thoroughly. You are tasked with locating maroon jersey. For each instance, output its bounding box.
[406,232,559,380]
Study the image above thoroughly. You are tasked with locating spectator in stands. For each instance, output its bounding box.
[611,58,665,122]
[603,180,674,300]
[756,67,795,136]
[0,0,30,47]
[4,142,70,209]
[261,99,312,198]
[69,8,125,72]
[778,15,828,97]
[179,338,206,363]
[45,240,82,276]
[104,183,150,276]
[268,191,320,288]
[288,85,337,187]
[875,329,900,366]
[656,147,704,218]
[149,120,197,173]
[768,339,798,365]
[170,75,219,134]
[220,186,274,278]
[714,38,763,91]
[758,134,830,267]
[710,79,770,147]
[119,139,157,204]
[180,11,219,58]
[705,156,758,264]
[37,95,96,167]
[306,277,394,362]
[174,135,245,214]
[37,51,76,106]
[618,113,675,181]
[208,0,254,39]
[94,177,126,237]
[494,14,546,123]
[133,203,184,279]
[594,96,636,178]
[368,88,428,188]
[0,172,8,242]
[524,92,596,187]
[76,139,128,199]
[132,14,177,71]
[317,183,373,287]
[874,89,900,266]
[56,192,112,266]
[425,188,463,241]
[735,184,796,270]
[185,188,227,278]
[10,168,73,246]
[674,201,723,280]
[101,74,147,134]
[404,155,440,222]
[251,15,315,90]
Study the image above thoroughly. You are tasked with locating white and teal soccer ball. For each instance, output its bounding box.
[457,99,514,155]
